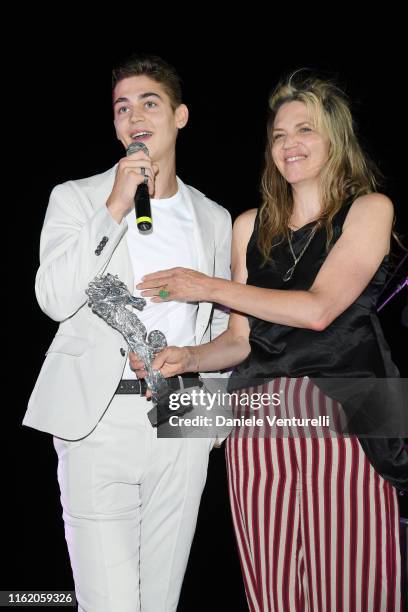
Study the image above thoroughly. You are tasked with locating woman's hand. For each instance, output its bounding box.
[136,267,216,302]
[129,347,199,399]
[129,347,198,379]
[151,346,199,378]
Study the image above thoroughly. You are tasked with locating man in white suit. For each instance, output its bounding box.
[23,55,231,612]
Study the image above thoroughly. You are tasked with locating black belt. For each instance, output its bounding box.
[115,373,202,395]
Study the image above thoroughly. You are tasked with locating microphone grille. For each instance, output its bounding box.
[126,141,149,156]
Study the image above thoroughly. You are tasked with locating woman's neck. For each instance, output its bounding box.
[290,182,322,228]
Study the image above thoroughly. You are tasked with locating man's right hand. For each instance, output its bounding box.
[106,151,158,223]
[129,352,148,379]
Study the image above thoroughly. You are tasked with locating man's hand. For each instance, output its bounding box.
[129,352,148,379]
[106,151,159,223]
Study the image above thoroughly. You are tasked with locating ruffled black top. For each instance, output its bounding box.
[229,201,407,490]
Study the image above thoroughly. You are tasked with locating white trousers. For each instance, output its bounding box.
[53,394,213,612]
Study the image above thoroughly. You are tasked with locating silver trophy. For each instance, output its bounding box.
[86,273,169,425]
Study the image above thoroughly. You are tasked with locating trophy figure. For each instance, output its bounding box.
[86,273,170,425]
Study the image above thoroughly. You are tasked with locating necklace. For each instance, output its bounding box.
[283,224,318,282]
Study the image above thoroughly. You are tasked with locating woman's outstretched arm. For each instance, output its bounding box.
[138,194,393,331]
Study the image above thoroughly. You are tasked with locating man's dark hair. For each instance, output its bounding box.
[112,54,183,111]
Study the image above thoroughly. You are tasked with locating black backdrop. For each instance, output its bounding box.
[6,26,407,611]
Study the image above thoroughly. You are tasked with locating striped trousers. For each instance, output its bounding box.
[225,378,402,612]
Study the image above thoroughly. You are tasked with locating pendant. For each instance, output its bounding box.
[283,265,295,282]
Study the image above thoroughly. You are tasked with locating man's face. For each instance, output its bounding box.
[113,75,188,163]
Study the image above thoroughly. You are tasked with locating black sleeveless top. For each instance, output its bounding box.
[231,202,398,383]
[229,202,408,491]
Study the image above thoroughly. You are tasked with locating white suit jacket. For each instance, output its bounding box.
[23,164,232,440]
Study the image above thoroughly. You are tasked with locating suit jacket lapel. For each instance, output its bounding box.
[177,177,213,276]
[177,177,214,342]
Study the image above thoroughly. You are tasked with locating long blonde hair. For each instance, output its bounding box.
[258,71,378,263]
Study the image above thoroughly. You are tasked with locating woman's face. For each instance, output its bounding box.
[271,100,330,186]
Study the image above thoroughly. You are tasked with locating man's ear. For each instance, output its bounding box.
[175,104,189,129]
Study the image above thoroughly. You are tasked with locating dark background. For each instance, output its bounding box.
[6,23,407,611]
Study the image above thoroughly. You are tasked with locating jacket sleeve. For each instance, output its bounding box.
[209,206,232,341]
[204,206,233,447]
[35,181,128,322]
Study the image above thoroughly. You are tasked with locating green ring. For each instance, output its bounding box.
[159,289,170,299]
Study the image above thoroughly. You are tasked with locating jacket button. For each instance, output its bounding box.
[120,348,126,356]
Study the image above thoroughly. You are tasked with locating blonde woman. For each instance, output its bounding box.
[133,73,406,611]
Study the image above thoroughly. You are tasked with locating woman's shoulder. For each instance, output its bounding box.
[232,209,258,256]
[344,193,394,228]
[234,208,258,225]
[233,208,258,237]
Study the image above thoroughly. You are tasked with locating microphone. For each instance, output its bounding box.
[126,141,152,233]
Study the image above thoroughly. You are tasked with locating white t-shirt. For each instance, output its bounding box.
[122,187,198,379]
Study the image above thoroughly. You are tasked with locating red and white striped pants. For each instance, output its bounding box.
[225,378,402,612]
